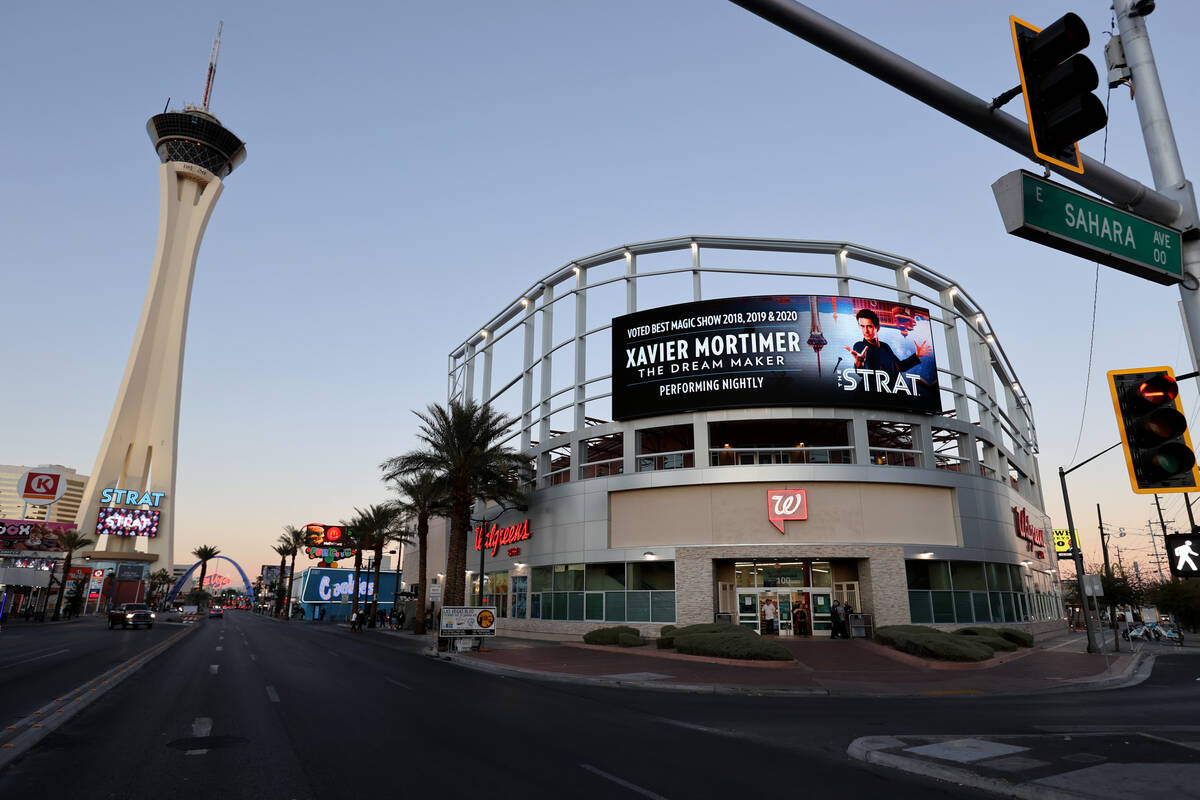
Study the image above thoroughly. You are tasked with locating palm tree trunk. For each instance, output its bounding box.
[51,552,72,621]
[368,534,384,627]
[414,518,428,635]
[197,562,209,606]
[443,487,471,607]
[351,548,363,620]
[274,555,286,616]
[286,551,298,620]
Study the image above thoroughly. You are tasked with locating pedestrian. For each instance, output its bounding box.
[425,606,434,633]
[761,597,779,635]
[792,601,809,637]
[350,609,359,632]
[319,606,327,623]
[843,601,855,638]
[397,608,406,631]
[831,600,845,639]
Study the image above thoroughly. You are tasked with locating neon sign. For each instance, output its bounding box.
[100,488,167,507]
[474,519,531,557]
[1013,506,1046,558]
[96,507,160,537]
[317,574,374,600]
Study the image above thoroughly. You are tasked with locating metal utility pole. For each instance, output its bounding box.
[1097,505,1120,651]
[1114,0,1200,371]
[1060,466,1100,653]
[1150,527,1167,582]
[1154,494,1171,537]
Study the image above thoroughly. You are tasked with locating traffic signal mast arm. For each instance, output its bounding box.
[726,0,1182,229]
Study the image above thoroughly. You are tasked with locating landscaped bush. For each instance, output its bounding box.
[953,626,1035,648]
[995,628,1035,648]
[952,628,1018,651]
[583,625,641,645]
[668,622,752,640]
[656,625,678,649]
[618,632,645,647]
[674,631,793,661]
[874,625,995,662]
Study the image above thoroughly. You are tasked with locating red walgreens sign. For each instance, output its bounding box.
[1013,506,1046,557]
[767,489,808,533]
[474,519,531,557]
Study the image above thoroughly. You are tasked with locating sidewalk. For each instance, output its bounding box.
[370,626,1173,697]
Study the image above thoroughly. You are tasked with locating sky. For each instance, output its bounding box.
[3,1,1199,586]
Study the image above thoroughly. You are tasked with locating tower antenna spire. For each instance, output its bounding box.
[201,21,223,112]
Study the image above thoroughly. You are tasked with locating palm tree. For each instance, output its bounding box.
[147,568,173,606]
[271,542,290,617]
[389,470,446,634]
[337,519,375,623]
[380,400,530,607]
[278,525,306,619]
[348,503,409,628]
[51,529,95,620]
[191,545,221,608]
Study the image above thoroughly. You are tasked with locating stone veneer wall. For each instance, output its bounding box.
[674,544,910,627]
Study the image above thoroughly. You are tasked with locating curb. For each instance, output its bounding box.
[0,625,198,772]
[858,639,1040,670]
[846,736,1084,800]
[423,643,1155,698]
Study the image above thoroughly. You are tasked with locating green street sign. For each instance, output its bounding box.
[992,170,1184,285]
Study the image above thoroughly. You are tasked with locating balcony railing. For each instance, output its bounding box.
[708,446,855,467]
[636,450,695,472]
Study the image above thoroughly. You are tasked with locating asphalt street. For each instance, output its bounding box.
[0,617,175,729]
[0,613,971,799]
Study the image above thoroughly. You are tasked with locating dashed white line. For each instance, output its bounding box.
[215,646,224,652]
[209,664,219,675]
[266,686,280,703]
[250,654,257,661]
[386,677,411,690]
[186,717,213,756]
[579,764,669,799]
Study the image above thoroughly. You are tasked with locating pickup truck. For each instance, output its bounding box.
[108,603,155,630]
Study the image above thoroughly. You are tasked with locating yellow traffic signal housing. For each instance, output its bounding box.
[1010,13,1108,174]
[1108,366,1199,494]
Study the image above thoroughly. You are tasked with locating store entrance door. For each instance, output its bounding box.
[737,591,759,631]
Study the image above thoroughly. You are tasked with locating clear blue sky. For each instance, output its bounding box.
[3,1,1198,583]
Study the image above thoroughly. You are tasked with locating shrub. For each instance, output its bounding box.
[995,627,1035,648]
[952,628,1018,651]
[674,631,793,661]
[583,625,640,645]
[874,625,994,662]
[657,625,678,649]
[669,622,754,640]
[618,632,645,647]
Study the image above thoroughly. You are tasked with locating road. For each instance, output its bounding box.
[2,614,1197,799]
[0,616,175,728]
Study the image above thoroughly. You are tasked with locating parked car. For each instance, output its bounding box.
[208,606,224,619]
[108,603,155,630]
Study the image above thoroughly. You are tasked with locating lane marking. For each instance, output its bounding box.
[386,678,411,690]
[187,717,213,755]
[266,686,280,703]
[0,648,70,670]
[327,651,340,657]
[209,665,219,675]
[215,646,224,652]
[579,764,670,800]
[250,654,257,661]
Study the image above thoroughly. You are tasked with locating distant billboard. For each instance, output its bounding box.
[96,507,160,537]
[0,520,77,552]
[612,295,940,420]
[115,563,147,581]
[300,568,375,603]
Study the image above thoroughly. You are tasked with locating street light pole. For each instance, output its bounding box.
[1097,504,1119,652]
[1060,466,1100,653]
[390,548,401,624]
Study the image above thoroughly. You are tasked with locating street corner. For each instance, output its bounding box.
[848,732,1200,800]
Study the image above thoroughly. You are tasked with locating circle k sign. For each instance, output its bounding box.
[18,470,67,505]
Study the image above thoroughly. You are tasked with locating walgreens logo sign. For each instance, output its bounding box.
[767,489,808,533]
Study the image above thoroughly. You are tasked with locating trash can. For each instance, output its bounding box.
[849,613,873,639]
[714,612,734,624]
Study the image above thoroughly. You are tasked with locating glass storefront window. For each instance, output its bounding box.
[951,562,987,590]
[532,566,553,593]
[586,563,626,591]
[758,562,807,588]
[553,563,585,591]
[735,562,757,588]
[931,591,955,623]
[626,591,651,622]
[585,592,604,620]
[628,561,674,590]
[810,562,833,587]
[569,592,585,621]
[512,576,528,619]
[605,591,626,621]
[908,591,933,623]
[986,563,1011,591]
[651,591,675,622]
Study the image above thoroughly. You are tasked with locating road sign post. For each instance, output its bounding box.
[993,170,1184,284]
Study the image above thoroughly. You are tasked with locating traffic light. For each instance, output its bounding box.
[1108,367,1199,494]
[1010,13,1108,174]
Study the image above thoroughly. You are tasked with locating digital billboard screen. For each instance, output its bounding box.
[612,295,940,420]
[95,507,160,537]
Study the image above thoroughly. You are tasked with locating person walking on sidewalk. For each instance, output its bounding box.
[792,601,809,637]
[831,600,846,639]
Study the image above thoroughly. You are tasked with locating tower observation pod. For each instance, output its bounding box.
[76,28,245,570]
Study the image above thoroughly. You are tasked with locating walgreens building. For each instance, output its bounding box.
[412,236,1064,638]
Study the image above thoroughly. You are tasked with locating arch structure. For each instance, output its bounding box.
[166,555,256,604]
